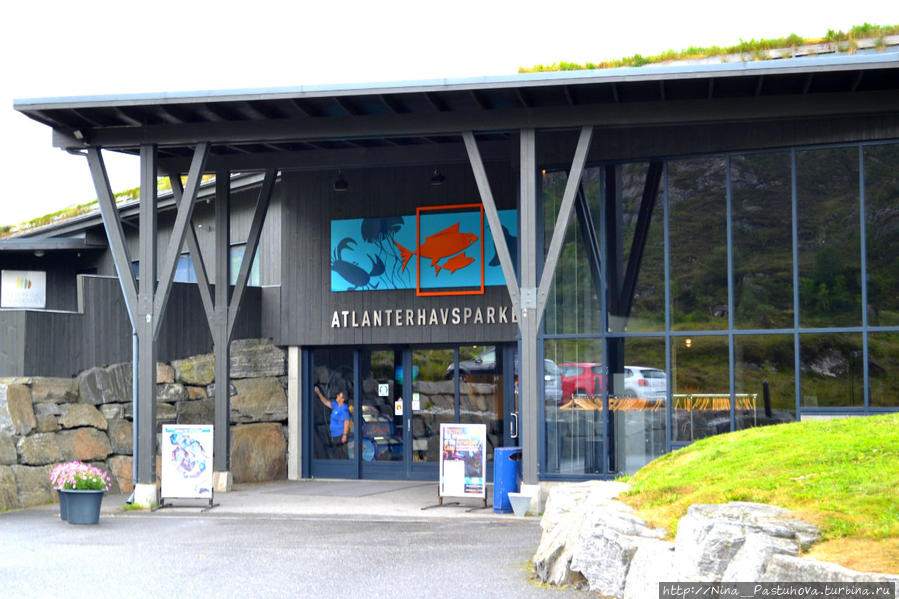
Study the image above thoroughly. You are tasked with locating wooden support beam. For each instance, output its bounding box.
[620,161,663,319]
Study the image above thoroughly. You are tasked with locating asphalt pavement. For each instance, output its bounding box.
[0,480,585,599]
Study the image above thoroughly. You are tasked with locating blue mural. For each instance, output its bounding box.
[330,210,517,292]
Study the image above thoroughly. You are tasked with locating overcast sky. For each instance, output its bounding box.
[2,1,897,226]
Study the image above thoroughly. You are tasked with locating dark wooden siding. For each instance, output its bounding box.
[0,311,26,376]
[278,162,520,347]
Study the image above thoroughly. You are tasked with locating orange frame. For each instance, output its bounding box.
[415,204,485,297]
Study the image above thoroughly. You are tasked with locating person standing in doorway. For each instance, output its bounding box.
[314,386,351,459]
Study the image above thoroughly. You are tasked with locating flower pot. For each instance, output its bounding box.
[58,489,105,525]
[57,490,69,521]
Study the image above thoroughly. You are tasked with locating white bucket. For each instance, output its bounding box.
[507,492,533,517]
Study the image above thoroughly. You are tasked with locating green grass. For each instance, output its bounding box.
[620,413,899,573]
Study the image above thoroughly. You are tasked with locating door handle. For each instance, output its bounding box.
[510,412,519,439]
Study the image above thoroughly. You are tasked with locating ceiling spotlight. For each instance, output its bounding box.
[430,168,445,186]
[333,170,348,192]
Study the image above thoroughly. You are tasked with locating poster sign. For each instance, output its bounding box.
[439,423,486,499]
[1,270,46,309]
[161,424,213,500]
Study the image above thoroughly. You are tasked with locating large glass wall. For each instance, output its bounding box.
[540,139,899,479]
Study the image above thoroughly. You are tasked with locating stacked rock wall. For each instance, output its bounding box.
[0,338,287,512]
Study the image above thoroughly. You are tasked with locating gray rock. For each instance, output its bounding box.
[30,377,79,403]
[0,383,36,436]
[571,512,642,596]
[59,404,108,430]
[78,364,132,405]
[230,423,286,483]
[157,383,188,403]
[106,419,133,454]
[100,403,125,420]
[230,377,287,423]
[761,554,899,584]
[156,363,175,384]
[107,455,133,495]
[533,511,588,587]
[56,428,112,461]
[623,538,678,599]
[0,434,17,465]
[172,353,215,386]
[156,402,178,424]
[33,402,63,417]
[35,414,59,433]
[178,399,214,425]
[11,464,52,508]
[721,532,800,582]
[17,433,63,465]
[229,338,286,378]
[0,465,20,511]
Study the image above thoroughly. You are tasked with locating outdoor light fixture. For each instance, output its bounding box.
[333,170,349,192]
[684,338,693,348]
[430,168,445,186]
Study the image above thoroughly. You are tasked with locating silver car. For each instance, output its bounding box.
[621,365,667,400]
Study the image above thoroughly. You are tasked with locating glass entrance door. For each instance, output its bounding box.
[359,349,405,478]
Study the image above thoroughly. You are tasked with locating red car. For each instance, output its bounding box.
[558,362,605,401]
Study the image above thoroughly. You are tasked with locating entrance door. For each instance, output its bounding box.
[308,345,511,480]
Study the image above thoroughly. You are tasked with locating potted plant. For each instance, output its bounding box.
[49,461,111,525]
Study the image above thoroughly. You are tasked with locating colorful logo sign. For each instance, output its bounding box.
[330,205,517,296]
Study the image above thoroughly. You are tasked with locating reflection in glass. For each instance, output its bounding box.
[312,348,354,461]
[864,143,899,326]
[607,337,667,475]
[671,335,730,442]
[669,158,728,330]
[734,335,795,429]
[797,148,861,327]
[869,333,899,407]
[543,168,603,336]
[412,348,457,463]
[800,334,863,407]
[359,350,403,462]
[731,153,794,329]
[457,345,503,466]
[544,339,603,474]
[612,163,665,332]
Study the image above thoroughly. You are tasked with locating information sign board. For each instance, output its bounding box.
[1,270,46,309]
[438,423,486,499]
[161,424,213,500]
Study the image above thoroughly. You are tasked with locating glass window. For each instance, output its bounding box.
[797,147,861,327]
[543,338,603,475]
[864,143,899,326]
[457,345,504,466]
[869,333,899,407]
[312,348,355,461]
[611,163,665,333]
[542,168,603,335]
[608,337,667,475]
[229,244,261,287]
[800,333,863,408]
[731,153,794,329]
[669,158,728,331]
[174,254,197,283]
[671,335,730,442]
[734,335,795,429]
[412,348,457,463]
[360,350,403,462]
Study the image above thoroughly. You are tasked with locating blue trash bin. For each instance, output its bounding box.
[493,447,522,513]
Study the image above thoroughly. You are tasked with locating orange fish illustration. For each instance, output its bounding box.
[436,253,475,276]
[395,222,478,275]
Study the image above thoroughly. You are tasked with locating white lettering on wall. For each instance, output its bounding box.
[330,304,518,329]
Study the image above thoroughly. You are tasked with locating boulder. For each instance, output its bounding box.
[107,419,133,454]
[230,423,286,483]
[30,377,79,403]
[78,364,132,405]
[761,554,899,584]
[177,399,214,425]
[59,404,108,430]
[100,403,125,420]
[230,377,287,423]
[186,386,207,400]
[56,428,112,461]
[12,465,53,508]
[0,383,36,436]
[17,433,63,465]
[156,403,178,425]
[172,354,215,386]
[0,434,17,465]
[157,383,188,403]
[229,338,286,378]
[0,465,20,510]
[156,363,175,384]
[622,538,678,599]
[35,414,59,433]
[107,455,134,495]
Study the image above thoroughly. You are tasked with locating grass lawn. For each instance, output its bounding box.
[619,413,899,574]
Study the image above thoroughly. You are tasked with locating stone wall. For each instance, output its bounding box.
[533,481,899,597]
[0,338,287,511]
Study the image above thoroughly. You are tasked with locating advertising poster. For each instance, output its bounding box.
[161,424,213,500]
[1,270,46,309]
[439,423,486,499]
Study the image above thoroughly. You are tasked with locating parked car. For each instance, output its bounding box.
[620,365,667,400]
[559,362,604,400]
[447,350,563,404]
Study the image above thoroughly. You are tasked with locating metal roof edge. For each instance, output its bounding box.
[13,50,899,112]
